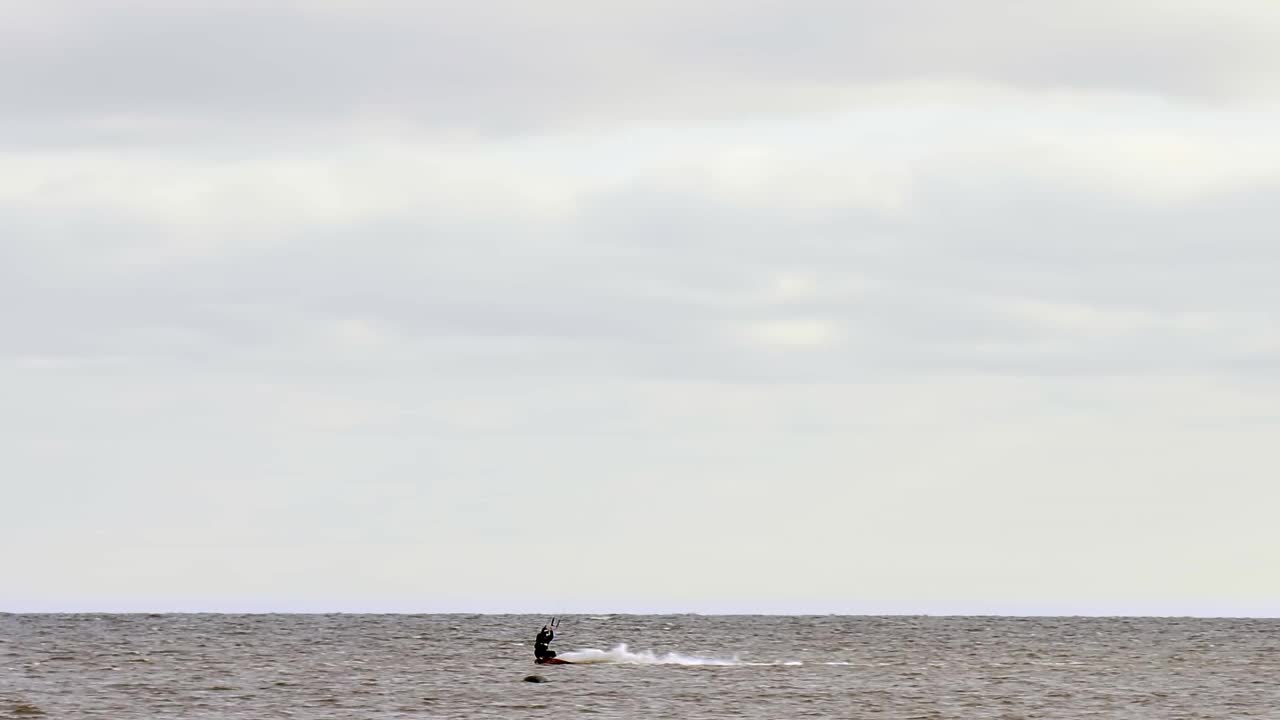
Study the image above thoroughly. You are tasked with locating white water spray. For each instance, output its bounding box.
[556,644,741,666]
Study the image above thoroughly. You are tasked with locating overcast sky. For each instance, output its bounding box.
[3,1,1278,616]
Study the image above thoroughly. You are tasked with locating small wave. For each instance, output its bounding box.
[556,644,740,666]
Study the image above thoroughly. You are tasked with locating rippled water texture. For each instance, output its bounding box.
[2,614,1277,718]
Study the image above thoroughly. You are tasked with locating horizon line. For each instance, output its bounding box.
[4,608,1278,619]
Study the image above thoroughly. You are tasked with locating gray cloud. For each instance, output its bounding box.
[4,1,1279,613]
[4,0,1279,145]
[6,163,1276,384]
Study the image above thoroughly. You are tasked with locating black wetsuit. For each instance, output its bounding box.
[534,627,556,660]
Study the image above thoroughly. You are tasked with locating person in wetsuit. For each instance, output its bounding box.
[534,624,556,661]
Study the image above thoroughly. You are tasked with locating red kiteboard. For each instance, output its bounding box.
[535,657,573,665]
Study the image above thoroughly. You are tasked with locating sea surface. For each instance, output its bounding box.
[2,614,1277,719]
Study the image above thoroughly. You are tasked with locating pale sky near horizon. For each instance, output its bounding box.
[3,1,1279,616]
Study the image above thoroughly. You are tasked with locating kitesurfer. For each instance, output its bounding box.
[534,624,556,661]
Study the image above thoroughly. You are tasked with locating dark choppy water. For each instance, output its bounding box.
[2,614,1277,719]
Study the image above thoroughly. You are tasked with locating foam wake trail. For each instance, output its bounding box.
[556,644,740,666]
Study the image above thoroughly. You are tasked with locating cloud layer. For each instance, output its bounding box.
[3,1,1278,614]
